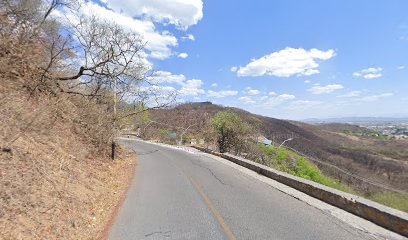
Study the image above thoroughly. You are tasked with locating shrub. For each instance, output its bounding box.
[211,111,255,153]
[259,145,352,192]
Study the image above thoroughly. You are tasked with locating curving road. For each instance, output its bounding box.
[109,140,378,240]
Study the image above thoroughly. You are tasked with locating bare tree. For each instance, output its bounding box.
[0,0,69,40]
[0,0,176,156]
[1,0,176,120]
[53,13,176,125]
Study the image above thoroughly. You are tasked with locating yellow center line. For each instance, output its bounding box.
[177,165,237,240]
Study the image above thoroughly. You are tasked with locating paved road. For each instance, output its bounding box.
[109,140,375,240]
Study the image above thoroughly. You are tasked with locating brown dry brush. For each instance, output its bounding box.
[0,0,147,239]
[0,60,123,239]
[0,0,115,152]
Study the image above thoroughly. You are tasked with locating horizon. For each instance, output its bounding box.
[176,101,408,121]
[79,0,408,119]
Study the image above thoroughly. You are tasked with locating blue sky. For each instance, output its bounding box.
[85,0,408,120]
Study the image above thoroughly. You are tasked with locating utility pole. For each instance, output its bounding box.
[279,138,293,147]
[179,122,199,145]
[113,78,117,123]
[143,120,155,137]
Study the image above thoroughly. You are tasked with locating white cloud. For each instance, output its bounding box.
[102,0,203,30]
[353,67,383,79]
[182,34,195,41]
[238,96,256,104]
[184,79,202,88]
[231,66,238,72]
[177,52,189,58]
[207,90,238,98]
[260,96,268,101]
[236,47,335,77]
[211,83,218,87]
[238,92,296,107]
[304,80,311,84]
[247,89,260,95]
[364,73,382,79]
[141,85,176,93]
[360,93,393,102]
[398,65,405,70]
[307,84,344,94]
[148,71,205,96]
[178,79,205,96]
[276,94,296,101]
[289,100,322,108]
[149,71,186,85]
[337,91,361,98]
[55,1,178,60]
[264,94,296,107]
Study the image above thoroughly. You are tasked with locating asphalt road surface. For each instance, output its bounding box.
[109,140,376,240]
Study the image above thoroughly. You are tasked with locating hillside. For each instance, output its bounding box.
[0,74,137,239]
[143,103,408,194]
[0,2,139,238]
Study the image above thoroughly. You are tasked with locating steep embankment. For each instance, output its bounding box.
[0,86,136,239]
[0,2,140,238]
[146,103,408,193]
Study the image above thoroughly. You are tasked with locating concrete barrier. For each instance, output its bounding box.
[192,146,408,237]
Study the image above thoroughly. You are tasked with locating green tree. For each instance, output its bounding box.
[210,111,253,153]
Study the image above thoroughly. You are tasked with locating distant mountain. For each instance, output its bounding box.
[303,117,408,124]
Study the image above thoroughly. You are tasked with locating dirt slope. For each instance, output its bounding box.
[0,86,136,240]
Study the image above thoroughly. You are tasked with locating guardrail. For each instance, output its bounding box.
[191,146,408,237]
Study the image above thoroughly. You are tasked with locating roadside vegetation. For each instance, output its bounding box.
[210,113,408,213]
[256,144,408,212]
[253,144,408,212]
[258,145,353,193]
[141,106,408,213]
[367,192,408,213]
[210,111,256,154]
[206,111,353,193]
[0,0,173,239]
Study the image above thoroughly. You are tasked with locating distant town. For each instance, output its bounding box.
[363,122,408,139]
[306,117,408,139]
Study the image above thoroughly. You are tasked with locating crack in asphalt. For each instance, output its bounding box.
[144,230,171,238]
[189,157,227,186]
[206,166,227,185]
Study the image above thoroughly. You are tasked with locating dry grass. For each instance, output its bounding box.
[0,86,136,239]
[0,3,140,238]
[0,133,136,240]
